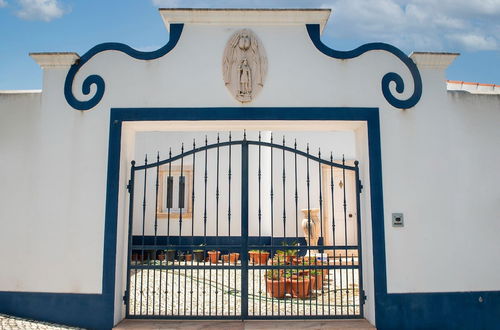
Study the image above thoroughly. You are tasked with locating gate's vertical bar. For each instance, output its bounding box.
[330,153,337,316]
[177,144,185,315]
[258,132,263,317]
[227,132,232,315]
[140,155,148,316]
[294,140,299,316]
[305,145,311,316]
[241,136,249,319]
[165,149,172,316]
[153,153,160,315]
[125,161,135,317]
[354,161,364,317]
[215,134,220,316]
[270,133,275,316]
[342,155,349,316]
[203,137,208,316]
[318,149,324,315]
[190,139,196,316]
[281,136,286,317]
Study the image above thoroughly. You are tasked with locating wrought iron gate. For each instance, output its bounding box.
[125,132,364,319]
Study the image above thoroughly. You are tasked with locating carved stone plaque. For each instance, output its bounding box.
[222,29,267,103]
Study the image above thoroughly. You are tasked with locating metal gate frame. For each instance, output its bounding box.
[124,133,364,320]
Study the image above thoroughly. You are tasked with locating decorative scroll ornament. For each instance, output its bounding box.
[222,29,267,103]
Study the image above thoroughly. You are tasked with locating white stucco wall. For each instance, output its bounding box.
[0,9,499,327]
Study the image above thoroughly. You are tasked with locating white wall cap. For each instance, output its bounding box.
[410,52,459,70]
[30,52,80,69]
[447,80,500,94]
[159,8,331,33]
[0,90,42,94]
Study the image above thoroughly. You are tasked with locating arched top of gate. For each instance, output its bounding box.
[133,139,357,171]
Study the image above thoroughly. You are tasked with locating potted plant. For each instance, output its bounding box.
[165,249,176,262]
[309,269,323,291]
[157,250,166,261]
[178,251,186,262]
[249,250,270,264]
[265,269,291,298]
[221,254,229,264]
[193,244,206,262]
[290,273,311,299]
[229,252,240,264]
[207,250,221,264]
[185,253,193,262]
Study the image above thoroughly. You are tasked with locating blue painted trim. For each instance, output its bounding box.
[64,24,184,111]
[306,24,422,110]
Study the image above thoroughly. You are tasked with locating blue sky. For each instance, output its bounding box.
[1,0,499,90]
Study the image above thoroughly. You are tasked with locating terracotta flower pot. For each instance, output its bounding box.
[165,250,176,262]
[266,278,290,298]
[207,251,221,264]
[310,273,323,291]
[222,254,230,264]
[185,254,193,262]
[157,254,166,261]
[229,252,240,264]
[249,251,270,265]
[290,276,311,299]
[193,251,205,263]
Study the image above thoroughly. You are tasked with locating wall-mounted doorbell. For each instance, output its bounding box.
[392,213,404,227]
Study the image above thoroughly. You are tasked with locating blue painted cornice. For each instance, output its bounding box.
[64,24,184,111]
[306,24,422,109]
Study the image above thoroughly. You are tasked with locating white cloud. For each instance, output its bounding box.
[16,0,66,22]
[448,33,499,51]
[0,0,7,7]
[320,0,500,51]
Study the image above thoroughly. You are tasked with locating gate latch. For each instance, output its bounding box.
[126,179,132,193]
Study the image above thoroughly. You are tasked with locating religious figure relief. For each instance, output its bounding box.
[222,29,267,103]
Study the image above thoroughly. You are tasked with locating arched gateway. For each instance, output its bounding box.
[125,133,363,319]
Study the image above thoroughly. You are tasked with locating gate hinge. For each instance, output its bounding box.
[126,179,132,193]
[362,290,367,304]
[123,290,128,305]
[358,179,363,193]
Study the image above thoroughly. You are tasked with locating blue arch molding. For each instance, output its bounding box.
[64,24,184,111]
[1,108,499,330]
[306,24,422,110]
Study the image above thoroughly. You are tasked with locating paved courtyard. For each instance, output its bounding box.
[0,314,80,330]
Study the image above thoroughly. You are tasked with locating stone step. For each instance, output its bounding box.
[114,319,376,330]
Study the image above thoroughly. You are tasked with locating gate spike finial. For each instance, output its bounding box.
[205,135,208,146]
[294,139,297,149]
[330,152,333,162]
[229,131,232,141]
[318,148,321,158]
[181,143,184,153]
[131,160,136,166]
[193,138,196,149]
[243,129,247,140]
[144,154,148,164]
[217,132,220,143]
[270,132,273,143]
[282,136,285,146]
[157,151,160,162]
[258,131,261,141]
[169,147,172,158]
[306,143,309,154]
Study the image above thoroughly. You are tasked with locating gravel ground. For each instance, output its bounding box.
[0,314,80,330]
[128,262,360,317]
